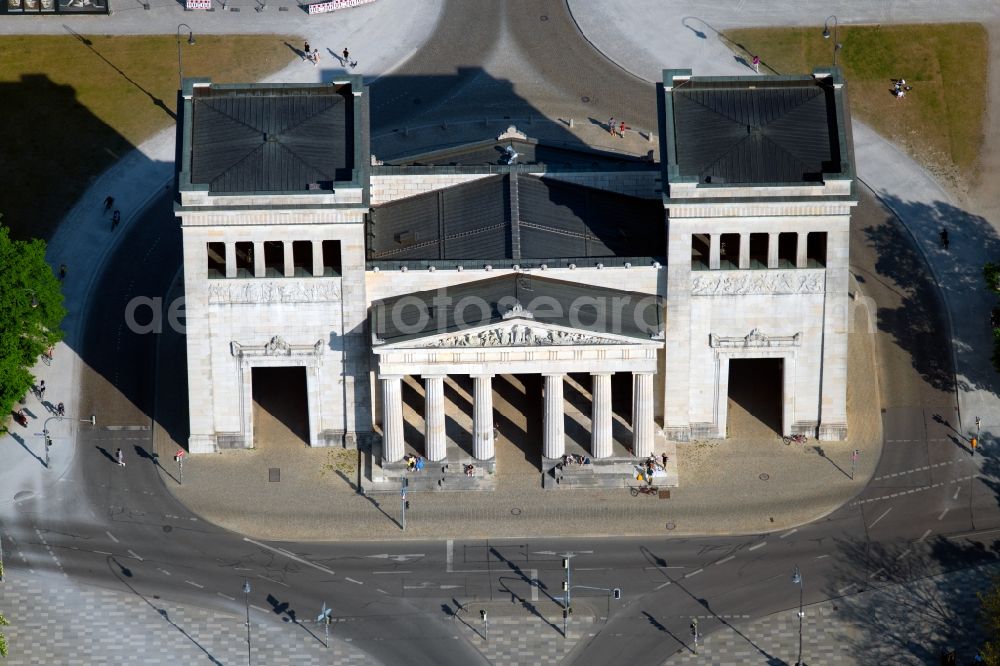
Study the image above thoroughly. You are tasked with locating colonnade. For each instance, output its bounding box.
[380,371,655,463]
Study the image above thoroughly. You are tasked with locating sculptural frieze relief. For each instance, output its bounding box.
[208,281,342,305]
[423,324,628,348]
[710,328,801,348]
[691,271,824,296]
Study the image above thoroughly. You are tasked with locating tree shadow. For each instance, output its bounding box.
[8,431,46,468]
[827,535,998,663]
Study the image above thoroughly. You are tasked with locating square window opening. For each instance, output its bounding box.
[719,233,740,269]
[807,232,827,267]
[749,233,768,269]
[207,242,226,279]
[777,233,797,268]
[234,242,254,278]
[264,241,284,277]
[322,240,342,277]
[292,241,313,277]
[691,233,710,271]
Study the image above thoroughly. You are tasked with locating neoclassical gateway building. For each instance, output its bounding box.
[175,68,855,481]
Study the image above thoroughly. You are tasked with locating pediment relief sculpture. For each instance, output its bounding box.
[423,323,629,348]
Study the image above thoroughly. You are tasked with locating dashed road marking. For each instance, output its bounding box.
[94,550,112,556]
[715,555,735,565]
[185,580,204,589]
[244,537,335,576]
[896,548,911,560]
[127,549,143,562]
[779,528,798,539]
[530,569,539,602]
[748,541,766,551]
[938,508,949,521]
[684,568,703,579]
[918,529,932,542]
[954,486,962,500]
[655,580,672,590]
[373,571,411,574]
[815,554,829,560]
[158,568,171,576]
[838,583,856,594]
[377,589,389,595]
[106,531,119,543]
[217,592,235,600]
[345,577,364,585]
[446,539,453,573]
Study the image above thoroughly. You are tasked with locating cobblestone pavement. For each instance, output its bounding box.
[0,571,372,665]
[662,563,996,665]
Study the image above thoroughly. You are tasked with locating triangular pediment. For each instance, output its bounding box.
[376,318,658,351]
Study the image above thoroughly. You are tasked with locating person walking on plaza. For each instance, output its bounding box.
[112,209,120,231]
[38,380,46,399]
[303,40,310,60]
[116,448,125,467]
[103,195,114,213]
[312,49,320,66]
[608,117,616,136]
[59,264,67,280]
[752,54,760,73]
[57,402,65,416]
[619,120,626,137]
[342,47,349,64]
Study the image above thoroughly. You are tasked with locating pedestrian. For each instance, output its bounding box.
[303,40,310,60]
[57,402,65,416]
[608,117,616,136]
[940,227,950,250]
[103,195,114,212]
[752,55,760,74]
[112,209,121,231]
[312,49,320,67]
[38,380,46,398]
[619,120,626,137]
[342,47,349,64]
[661,452,668,467]
[59,264,67,280]
[116,448,125,467]
[46,345,54,361]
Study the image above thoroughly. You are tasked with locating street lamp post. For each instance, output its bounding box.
[562,557,571,637]
[176,24,196,89]
[242,578,252,665]
[41,414,96,469]
[791,565,804,666]
[822,15,842,66]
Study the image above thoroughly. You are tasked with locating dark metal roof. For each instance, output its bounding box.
[367,175,664,261]
[671,79,840,184]
[190,86,354,193]
[384,139,652,168]
[371,274,662,345]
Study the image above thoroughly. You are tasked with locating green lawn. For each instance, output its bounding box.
[0,34,298,240]
[723,23,988,191]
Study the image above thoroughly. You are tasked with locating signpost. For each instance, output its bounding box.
[316,603,332,648]
[690,618,699,655]
[174,449,185,485]
[851,449,859,480]
[401,488,407,531]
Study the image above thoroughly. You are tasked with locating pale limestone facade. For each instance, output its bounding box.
[176,68,856,463]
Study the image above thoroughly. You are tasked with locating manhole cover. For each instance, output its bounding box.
[580,96,590,103]
[13,491,33,501]
[665,522,676,530]
[540,14,548,21]
[510,507,522,516]
[759,473,770,481]
[269,468,280,482]
[162,525,173,533]
[658,490,671,499]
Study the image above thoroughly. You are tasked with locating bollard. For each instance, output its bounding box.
[568,118,574,128]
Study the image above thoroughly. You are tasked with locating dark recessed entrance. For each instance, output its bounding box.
[493,374,543,473]
[252,366,309,447]
[728,358,783,436]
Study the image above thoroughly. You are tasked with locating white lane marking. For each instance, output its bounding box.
[938,508,949,521]
[918,529,932,542]
[158,568,171,576]
[243,537,335,576]
[838,583,856,594]
[256,574,290,588]
[250,604,268,613]
[217,592,235,601]
[779,528,798,539]
[446,539,453,573]
[715,555,735,566]
[345,577,364,585]
[815,554,829,560]
[954,486,962,500]
[95,550,112,555]
[869,568,884,580]
[372,570,411,574]
[655,580,672,590]
[748,541,766,551]
[185,580,204,589]
[530,569,538,602]
[683,568,703,579]
[867,508,892,529]
[643,566,685,570]
[377,589,389,594]
[896,548,911,560]
[127,549,143,562]
[106,531,119,543]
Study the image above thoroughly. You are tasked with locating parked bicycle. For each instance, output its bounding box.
[631,485,659,497]
[783,434,807,445]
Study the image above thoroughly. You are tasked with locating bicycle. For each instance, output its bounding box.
[783,434,807,445]
[631,485,659,497]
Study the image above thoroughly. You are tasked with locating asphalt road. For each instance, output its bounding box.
[3,2,1000,664]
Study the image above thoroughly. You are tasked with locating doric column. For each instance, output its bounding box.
[632,371,655,457]
[709,234,721,270]
[472,374,495,460]
[253,241,265,278]
[767,232,780,268]
[739,233,750,269]
[283,241,295,277]
[381,375,404,462]
[423,375,446,461]
[542,373,565,459]
[224,243,237,278]
[591,372,613,458]
[796,231,808,268]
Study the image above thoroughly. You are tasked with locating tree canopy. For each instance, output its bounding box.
[0,223,65,423]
